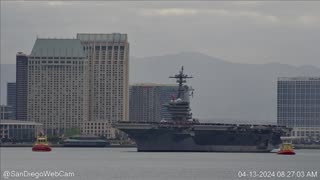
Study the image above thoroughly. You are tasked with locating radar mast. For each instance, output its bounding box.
[169,66,193,99]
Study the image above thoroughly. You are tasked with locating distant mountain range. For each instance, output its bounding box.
[2,52,320,122]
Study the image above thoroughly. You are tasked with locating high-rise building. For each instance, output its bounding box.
[77,33,129,139]
[129,84,178,122]
[277,77,320,140]
[27,38,89,135]
[16,52,28,120]
[7,82,16,119]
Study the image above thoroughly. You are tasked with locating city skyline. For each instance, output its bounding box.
[1,33,129,138]
[2,51,320,122]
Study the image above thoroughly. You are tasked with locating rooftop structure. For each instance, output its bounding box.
[30,38,85,57]
[77,33,127,42]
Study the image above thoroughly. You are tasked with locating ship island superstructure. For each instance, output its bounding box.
[114,67,290,152]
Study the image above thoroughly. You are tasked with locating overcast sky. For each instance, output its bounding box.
[1,1,320,66]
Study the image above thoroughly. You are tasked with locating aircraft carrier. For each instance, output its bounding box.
[114,67,290,152]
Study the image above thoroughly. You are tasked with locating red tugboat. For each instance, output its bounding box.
[32,136,52,152]
[277,143,295,155]
[277,137,295,155]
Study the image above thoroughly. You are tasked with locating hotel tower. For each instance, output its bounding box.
[77,33,129,139]
[27,39,89,135]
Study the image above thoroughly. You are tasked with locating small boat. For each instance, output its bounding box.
[271,148,280,153]
[277,143,295,155]
[62,135,108,147]
[32,136,52,152]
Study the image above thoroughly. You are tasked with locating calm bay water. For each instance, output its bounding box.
[1,148,319,180]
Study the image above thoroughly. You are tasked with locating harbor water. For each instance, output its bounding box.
[1,148,319,180]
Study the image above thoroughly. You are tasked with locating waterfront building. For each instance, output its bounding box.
[0,105,11,120]
[77,33,129,139]
[7,82,16,119]
[16,52,28,120]
[82,121,116,138]
[27,38,89,135]
[277,77,320,141]
[0,120,42,142]
[129,83,178,122]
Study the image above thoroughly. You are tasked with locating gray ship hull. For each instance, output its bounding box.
[116,122,286,152]
[135,133,275,152]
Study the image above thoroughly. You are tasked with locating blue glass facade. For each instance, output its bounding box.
[16,52,28,120]
[0,105,11,120]
[277,77,320,128]
[7,82,16,119]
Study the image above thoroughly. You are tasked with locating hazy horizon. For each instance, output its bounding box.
[1,51,320,68]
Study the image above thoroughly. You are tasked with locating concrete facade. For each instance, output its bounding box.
[27,39,89,135]
[129,83,178,122]
[77,33,129,139]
